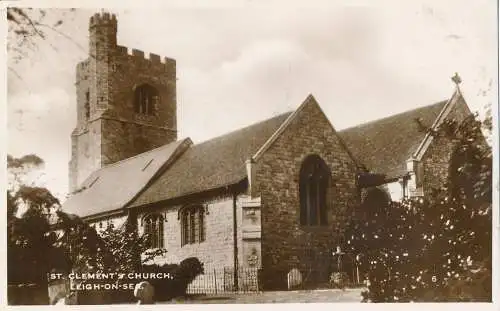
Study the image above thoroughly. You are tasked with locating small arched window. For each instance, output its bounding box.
[143,213,164,249]
[180,205,206,246]
[134,84,158,115]
[299,155,330,226]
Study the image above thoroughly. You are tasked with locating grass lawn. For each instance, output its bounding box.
[159,288,366,304]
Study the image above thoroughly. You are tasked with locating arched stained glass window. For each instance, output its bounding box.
[180,205,206,246]
[299,155,330,226]
[143,213,164,249]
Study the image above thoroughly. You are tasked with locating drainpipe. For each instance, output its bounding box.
[232,192,239,291]
[245,159,255,197]
[401,173,411,199]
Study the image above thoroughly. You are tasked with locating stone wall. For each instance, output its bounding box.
[69,121,102,191]
[385,180,404,201]
[136,195,240,270]
[253,98,359,278]
[421,95,472,192]
[69,13,177,192]
[100,118,176,165]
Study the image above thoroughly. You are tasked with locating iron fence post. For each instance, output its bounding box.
[214,268,217,295]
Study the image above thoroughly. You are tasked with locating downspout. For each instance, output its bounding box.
[401,173,411,199]
[232,191,239,291]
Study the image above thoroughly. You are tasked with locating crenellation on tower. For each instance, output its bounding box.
[149,53,161,63]
[69,11,178,193]
[116,45,128,54]
[132,49,145,58]
[89,12,117,30]
[164,58,176,78]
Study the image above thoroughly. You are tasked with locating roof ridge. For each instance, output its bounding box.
[339,100,448,132]
[413,89,463,160]
[98,138,190,170]
[192,111,294,147]
[124,138,193,208]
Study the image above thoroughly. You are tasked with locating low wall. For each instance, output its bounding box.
[8,284,49,305]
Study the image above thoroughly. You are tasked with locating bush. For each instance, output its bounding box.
[141,257,204,301]
[344,113,492,302]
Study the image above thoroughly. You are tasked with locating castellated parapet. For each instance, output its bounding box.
[70,12,177,193]
[89,12,117,28]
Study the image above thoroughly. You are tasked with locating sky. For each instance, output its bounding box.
[5,0,498,201]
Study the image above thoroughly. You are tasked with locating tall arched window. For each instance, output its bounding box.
[180,205,206,246]
[143,213,164,249]
[299,155,330,226]
[134,84,158,115]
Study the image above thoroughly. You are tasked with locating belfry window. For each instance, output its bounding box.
[143,213,164,249]
[134,84,158,115]
[299,155,330,226]
[180,205,206,246]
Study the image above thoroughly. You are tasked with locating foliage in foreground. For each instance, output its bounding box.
[344,113,492,302]
[141,257,205,301]
[7,153,204,304]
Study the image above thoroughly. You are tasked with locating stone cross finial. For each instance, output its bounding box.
[452,72,462,86]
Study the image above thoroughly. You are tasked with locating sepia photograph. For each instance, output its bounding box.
[5,0,498,306]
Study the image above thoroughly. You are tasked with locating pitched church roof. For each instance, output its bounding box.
[62,112,292,217]
[62,138,191,218]
[128,111,293,208]
[338,100,447,179]
[62,94,456,218]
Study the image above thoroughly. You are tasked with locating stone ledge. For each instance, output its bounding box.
[242,229,261,240]
[238,195,261,208]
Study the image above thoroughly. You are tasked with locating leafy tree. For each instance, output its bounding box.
[7,183,61,284]
[345,112,492,302]
[6,153,166,288]
[7,155,55,282]
[55,215,169,304]
[78,216,167,274]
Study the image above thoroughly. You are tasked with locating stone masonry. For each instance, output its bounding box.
[421,95,472,192]
[136,195,239,270]
[252,97,359,282]
[69,13,177,192]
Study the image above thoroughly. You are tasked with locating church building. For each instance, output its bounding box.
[62,12,473,290]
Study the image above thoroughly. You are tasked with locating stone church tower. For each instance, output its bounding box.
[69,12,177,192]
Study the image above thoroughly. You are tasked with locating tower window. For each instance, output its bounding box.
[134,84,158,115]
[180,205,206,246]
[143,213,164,249]
[299,154,330,226]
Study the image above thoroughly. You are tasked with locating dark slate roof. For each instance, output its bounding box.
[62,139,191,218]
[338,101,447,179]
[128,112,293,207]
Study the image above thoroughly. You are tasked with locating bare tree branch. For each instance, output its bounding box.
[8,66,24,82]
[37,23,86,53]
